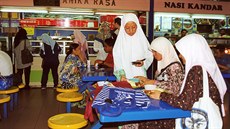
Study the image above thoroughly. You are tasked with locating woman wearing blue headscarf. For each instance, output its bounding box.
[40,33,61,90]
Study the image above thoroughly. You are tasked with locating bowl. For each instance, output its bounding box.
[144,84,156,91]
[97,81,109,87]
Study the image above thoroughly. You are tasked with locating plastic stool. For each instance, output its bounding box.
[48,113,88,129]
[56,92,83,113]
[18,83,25,89]
[0,94,10,118]
[0,86,19,111]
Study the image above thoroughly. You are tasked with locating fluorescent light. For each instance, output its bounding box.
[155,12,190,18]
[64,18,70,27]
[192,14,225,19]
[49,11,94,15]
[95,12,129,15]
[0,9,47,13]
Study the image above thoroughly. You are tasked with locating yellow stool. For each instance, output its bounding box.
[0,86,19,111]
[18,83,25,89]
[48,113,88,129]
[0,95,10,118]
[56,92,83,113]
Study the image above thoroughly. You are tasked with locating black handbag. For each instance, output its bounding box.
[21,40,33,64]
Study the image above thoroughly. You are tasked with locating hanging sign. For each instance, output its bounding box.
[154,0,230,15]
[60,0,149,11]
[20,19,37,28]
[24,27,35,35]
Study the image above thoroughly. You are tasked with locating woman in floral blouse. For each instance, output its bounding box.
[59,43,86,89]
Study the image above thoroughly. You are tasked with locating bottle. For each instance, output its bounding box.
[54,30,59,36]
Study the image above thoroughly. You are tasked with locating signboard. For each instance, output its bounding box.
[20,18,99,28]
[33,0,59,6]
[60,0,150,11]
[24,27,35,35]
[0,0,33,6]
[154,0,230,15]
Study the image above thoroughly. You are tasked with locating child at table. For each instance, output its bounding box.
[94,34,117,68]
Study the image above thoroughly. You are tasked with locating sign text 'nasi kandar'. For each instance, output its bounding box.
[62,0,116,6]
[164,2,222,11]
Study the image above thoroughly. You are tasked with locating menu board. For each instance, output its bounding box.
[161,17,172,30]
[20,18,99,28]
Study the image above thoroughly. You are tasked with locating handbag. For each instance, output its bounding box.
[21,40,33,64]
[176,68,222,129]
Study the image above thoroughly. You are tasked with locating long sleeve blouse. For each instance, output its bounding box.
[138,65,221,129]
[59,54,85,86]
[155,61,184,96]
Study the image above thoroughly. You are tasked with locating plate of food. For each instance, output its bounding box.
[220,19,226,27]
[183,19,193,29]
[173,22,182,29]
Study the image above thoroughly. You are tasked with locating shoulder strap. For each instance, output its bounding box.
[24,40,26,49]
[202,67,209,97]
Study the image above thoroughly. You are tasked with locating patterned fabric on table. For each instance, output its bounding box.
[0,74,13,90]
[92,86,150,115]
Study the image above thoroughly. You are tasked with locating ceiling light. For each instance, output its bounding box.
[0,8,47,13]
[192,14,225,19]
[95,12,128,15]
[155,12,190,18]
[49,11,94,15]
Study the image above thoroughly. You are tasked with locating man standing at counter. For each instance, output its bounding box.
[211,29,229,44]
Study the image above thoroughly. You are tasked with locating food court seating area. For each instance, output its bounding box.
[0,87,229,129]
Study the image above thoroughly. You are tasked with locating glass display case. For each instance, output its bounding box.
[29,39,97,57]
[87,41,97,57]
[0,36,9,51]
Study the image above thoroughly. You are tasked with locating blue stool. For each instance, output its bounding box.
[56,92,83,113]
[0,94,10,118]
[0,86,19,111]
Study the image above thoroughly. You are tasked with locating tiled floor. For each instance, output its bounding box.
[0,88,229,129]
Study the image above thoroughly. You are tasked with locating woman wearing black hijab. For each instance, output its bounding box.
[14,28,33,89]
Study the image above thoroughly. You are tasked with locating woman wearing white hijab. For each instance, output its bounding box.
[124,34,226,129]
[40,33,61,89]
[113,13,153,80]
[175,34,226,114]
[135,37,184,96]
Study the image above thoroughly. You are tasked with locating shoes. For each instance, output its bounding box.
[53,86,57,89]
[41,87,46,90]
[71,102,78,107]
[24,85,31,90]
